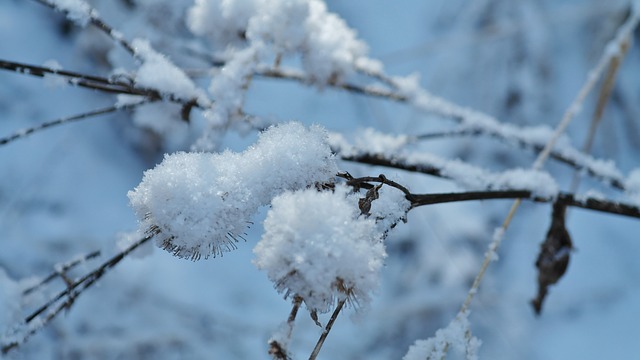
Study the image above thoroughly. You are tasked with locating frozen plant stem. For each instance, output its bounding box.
[0,103,144,146]
[571,35,631,192]
[22,250,101,296]
[33,0,136,55]
[308,299,346,360]
[459,1,640,319]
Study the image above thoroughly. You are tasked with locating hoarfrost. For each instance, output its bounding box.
[253,185,386,313]
[128,122,337,260]
[403,311,481,360]
[48,0,94,26]
[132,38,209,106]
[187,0,376,83]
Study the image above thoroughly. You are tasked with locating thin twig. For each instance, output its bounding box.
[0,59,145,95]
[268,296,302,360]
[341,175,640,219]
[22,250,101,296]
[571,35,631,192]
[2,234,154,354]
[255,65,629,191]
[308,298,346,360]
[32,0,136,56]
[0,59,202,107]
[458,2,640,319]
[0,102,145,147]
[411,126,628,190]
[23,233,154,324]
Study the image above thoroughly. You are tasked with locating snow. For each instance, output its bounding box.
[2,1,640,359]
[331,132,560,198]
[128,122,338,260]
[253,185,386,313]
[369,185,411,233]
[187,0,377,84]
[47,0,94,26]
[187,0,259,47]
[354,128,410,155]
[392,74,628,190]
[131,38,210,106]
[403,311,481,360]
[625,168,640,206]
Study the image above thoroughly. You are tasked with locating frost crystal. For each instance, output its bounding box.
[132,38,209,106]
[187,0,375,83]
[253,185,386,313]
[403,312,481,360]
[48,0,94,26]
[128,122,337,260]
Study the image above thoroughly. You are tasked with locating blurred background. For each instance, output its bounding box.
[1,0,639,358]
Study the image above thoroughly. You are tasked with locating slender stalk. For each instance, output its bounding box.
[457,0,640,326]
[308,298,346,360]
[22,250,101,296]
[0,102,145,147]
[32,0,136,56]
[23,234,154,324]
[571,35,631,192]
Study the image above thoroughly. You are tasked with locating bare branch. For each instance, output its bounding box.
[22,250,101,296]
[308,298,346,360]
[32,0,136,56]
[0,102,146,147]
[0,59,201,107]
[342,174,640,219]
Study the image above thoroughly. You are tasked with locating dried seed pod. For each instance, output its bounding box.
[531,201,573,315]
[358,183,382,216]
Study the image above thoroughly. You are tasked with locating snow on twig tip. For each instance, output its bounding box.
[47,0,95,26]
[253,185,385,313]
[128,122,338,260]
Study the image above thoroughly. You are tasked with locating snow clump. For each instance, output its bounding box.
[403,312,481,360]
[187,0,380,83]
[253,184,386,313]
[128,122,338,260]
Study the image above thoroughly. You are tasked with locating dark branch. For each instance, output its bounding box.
[32,0,136,56]
[308,298,346,360]
[0,102,146,147]
[2,235,153,354]
[22,250,101,296]
[409,190,640,219]
[23,234,154,325]
[340,152,445,179]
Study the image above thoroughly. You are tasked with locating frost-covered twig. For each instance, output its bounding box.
[32,0,211,107]
[337,149,559,199]
[572,34,632,191]
[342,174,640,219]
[0,102,145,146]
[412,127,628,190]
[2,234,153,354]
[22,233,153,326]
[33,0,136,55]
[0,59,200,107]
[458,0,640,320]
[409,190,640,219]
[308,298,346,360]
[268,296,302,360]
[0,59,133,94]
[22,250,100,296]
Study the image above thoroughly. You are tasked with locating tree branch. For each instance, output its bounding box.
[308,298,346,360]
[0,102,146,147]
[32,0,136,56]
